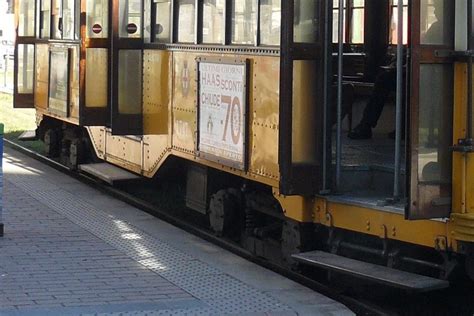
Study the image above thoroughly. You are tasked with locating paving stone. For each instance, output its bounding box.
[0,148,353,315]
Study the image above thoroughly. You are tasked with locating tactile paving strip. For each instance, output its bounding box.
[4,159,292,315]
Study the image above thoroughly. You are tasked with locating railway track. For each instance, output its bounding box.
[5,138,474,316]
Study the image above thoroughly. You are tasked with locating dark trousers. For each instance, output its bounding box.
[361,70,398,128]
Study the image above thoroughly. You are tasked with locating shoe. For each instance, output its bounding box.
[348,123,372,140]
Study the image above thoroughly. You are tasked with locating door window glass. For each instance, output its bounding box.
[153,0,172,42]
[118,50,142,115]
[17,44,34,94]
[418,64,453,183]
[87,0,108,38]
[420,0,454,46]
[119,0,142,38]
[260,0,281,46]
[18,0,35,37]
[231,0,256,44]
[203,0,224,44]
[294,0,319,43]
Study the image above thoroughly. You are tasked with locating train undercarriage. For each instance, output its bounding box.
[33,116,470,290]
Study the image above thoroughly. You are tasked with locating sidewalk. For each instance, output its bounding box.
[0,146,353,316]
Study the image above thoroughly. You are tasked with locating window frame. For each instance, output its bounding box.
[142,0,281,48]
[388,0,409,45]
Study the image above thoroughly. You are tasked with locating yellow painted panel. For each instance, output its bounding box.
[85,48,108,108]
[35,44,49,110]
[69,45,80,119]
[173,52,197,112]
[143,50,171,135]
[105,133,142,173]
[172,109,196,153]
[249,57,279,180]
[143,135,170,176]
[321,200,450,249]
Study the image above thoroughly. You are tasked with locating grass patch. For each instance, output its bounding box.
[0,92,45,154]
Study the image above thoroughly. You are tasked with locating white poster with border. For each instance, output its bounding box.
[198,61,246,169]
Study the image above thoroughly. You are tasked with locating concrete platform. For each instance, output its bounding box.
[0,147,353,316]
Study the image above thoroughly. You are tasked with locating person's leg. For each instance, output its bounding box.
[348,70,396,139]
[362,70,397,128]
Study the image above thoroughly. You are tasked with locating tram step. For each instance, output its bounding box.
[292,251,449,292]
[78,163,140,185]
[18,130,37,141]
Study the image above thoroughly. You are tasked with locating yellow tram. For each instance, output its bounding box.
[11,0,474,289]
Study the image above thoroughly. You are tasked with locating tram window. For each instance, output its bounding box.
[259,0,281,46]
[332,0,364,44]
[202,0,224,44]
[389,0,408,44]
[86,0,108,38]
[420,0,453,46]
[118,50,142,114]
[18,0,35,37]
[62,0,75,40]
[231,0,257,45]
[176,0,196,43]
[351,0,364,44]
[17,44,35,94]
[332,0,346,43]
[151,0,172,43]
[294,0,319,43]
[40,0,51,38]
[51,0,61,39]
[418,64,453,183]
[119,0,142,38]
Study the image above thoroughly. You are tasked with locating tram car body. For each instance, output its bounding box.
[11,0,474,288]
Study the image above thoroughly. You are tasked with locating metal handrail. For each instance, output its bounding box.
[393,0,404,200]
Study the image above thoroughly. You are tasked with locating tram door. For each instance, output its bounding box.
[110,0,143,135]
[81,0,110,125]
[279,0,329,195]
[13,0,35,108]
[407,0,454,219]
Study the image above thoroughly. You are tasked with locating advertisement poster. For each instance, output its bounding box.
[49,49,69,115]
[198,61,246,169]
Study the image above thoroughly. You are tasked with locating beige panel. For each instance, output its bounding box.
[85,48,108,108]
[143,50,171,135]
[35,44,49,110]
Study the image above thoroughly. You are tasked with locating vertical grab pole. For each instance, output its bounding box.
[322,0,332,193]
[335,0,344,190]
[393,0,404,200]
